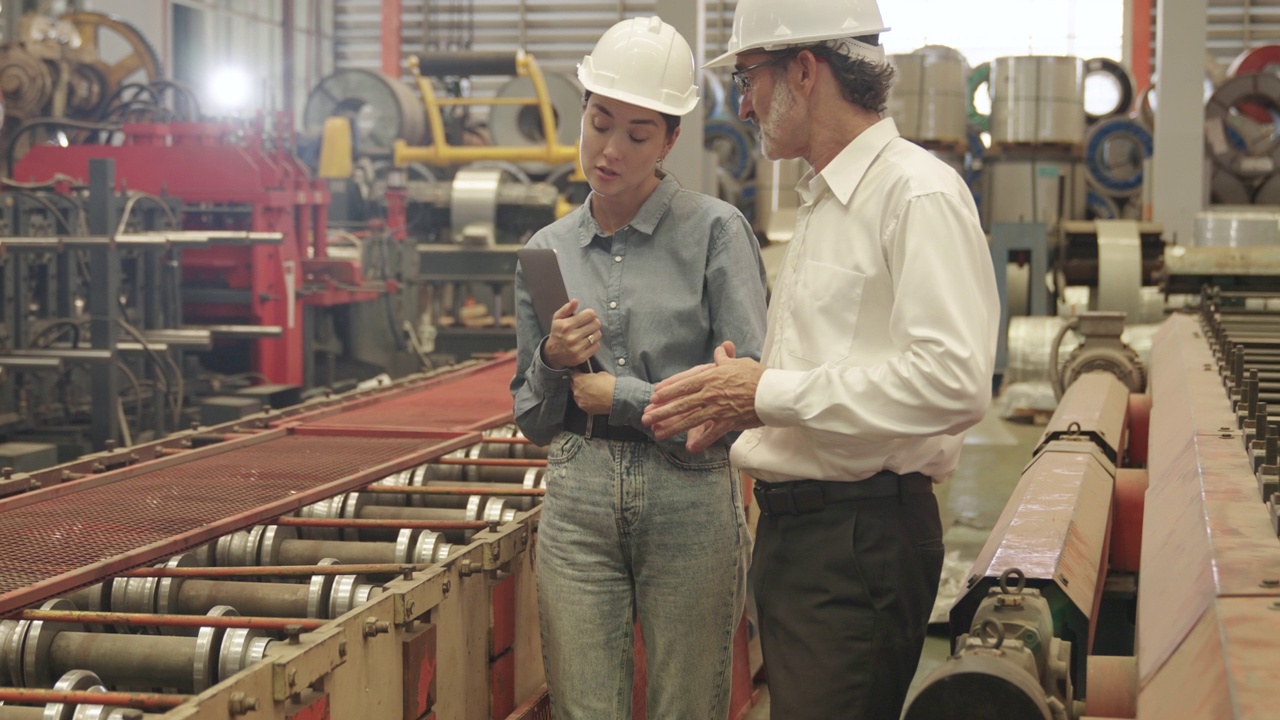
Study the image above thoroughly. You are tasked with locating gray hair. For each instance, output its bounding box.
[773,35,897,114]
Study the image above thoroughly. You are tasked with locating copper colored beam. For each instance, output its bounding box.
[122,563,426,578]
[0,689,188,710]
[17,609,325,631]
[364,484,544,496]
[434,457,546,468]
[276,517,488,531]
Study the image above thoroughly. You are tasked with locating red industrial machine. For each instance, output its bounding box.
[12,116,398,387]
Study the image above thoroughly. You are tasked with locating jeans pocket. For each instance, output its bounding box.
[546,432,583,464]
[656,443,729,471]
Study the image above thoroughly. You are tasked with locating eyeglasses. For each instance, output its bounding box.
[730,54,792,95]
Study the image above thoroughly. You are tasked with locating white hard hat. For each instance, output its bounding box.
[705,0,890,69]
[578,16,699,117]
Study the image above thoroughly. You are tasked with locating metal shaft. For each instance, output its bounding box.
[176,579,310,618]
[278,538,397,566]
[50,633,195,690]
[0,707,46,720]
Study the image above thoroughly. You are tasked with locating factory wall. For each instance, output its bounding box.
[81,0,335,125]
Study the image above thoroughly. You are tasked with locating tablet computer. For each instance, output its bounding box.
[517,246,599,373]
[517,247,570,333]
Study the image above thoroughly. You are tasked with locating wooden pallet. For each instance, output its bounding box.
[988,140,1084,159]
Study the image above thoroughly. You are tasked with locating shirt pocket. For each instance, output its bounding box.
[785,261,866,365]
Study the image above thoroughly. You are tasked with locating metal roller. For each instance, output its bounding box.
[13,606,243,693]
[41,669,106,720]
[222,524,417,567]
[412,52,520,77]
[303,69,429,151]
[410,531,455,565]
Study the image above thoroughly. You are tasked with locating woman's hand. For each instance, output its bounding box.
[541,299,602,370]
[571,371,616,416]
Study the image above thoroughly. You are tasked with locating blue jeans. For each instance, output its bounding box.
[536,432,749,720]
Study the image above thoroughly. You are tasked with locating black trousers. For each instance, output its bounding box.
[751,483,944,720]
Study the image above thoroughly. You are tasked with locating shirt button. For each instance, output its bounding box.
[614,255,622,263]
[617,358,626,366]
[609,301,618,309]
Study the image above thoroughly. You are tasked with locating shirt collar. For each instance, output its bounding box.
[796,116,900,206]
[578,173,680,247]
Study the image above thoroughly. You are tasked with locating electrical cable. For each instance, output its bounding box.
[4,118,122,176]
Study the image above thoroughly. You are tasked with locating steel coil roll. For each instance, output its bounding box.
[966,62,991,132]
[1086,190,1121,220]
[1083,57,1134,122]
[704,119,754,182]
[1209,167,1255,205]
[888,52,967,143]
[1254,173,1280,205]
[1227,45,1280,123]
[1193,208,1280,246]
[1083,117,1152,197]
[1204,73,1280,179]
[989,56,1084,145]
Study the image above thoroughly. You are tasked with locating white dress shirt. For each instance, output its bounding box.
[730,117,999,484]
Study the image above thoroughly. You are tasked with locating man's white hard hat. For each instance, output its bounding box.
[705,0,890,69]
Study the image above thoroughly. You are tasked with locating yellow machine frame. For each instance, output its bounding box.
[394,50,582,171]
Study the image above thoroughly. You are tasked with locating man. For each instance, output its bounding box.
[641,1,1000,718]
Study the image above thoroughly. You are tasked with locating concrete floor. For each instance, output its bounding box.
[742,408,1046,719]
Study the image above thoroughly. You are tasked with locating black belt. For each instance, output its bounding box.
[753,472,933,516]
[564,406,651,442]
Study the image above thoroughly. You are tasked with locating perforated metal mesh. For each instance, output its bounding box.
[0,434,442,613]
[307,362,515,430]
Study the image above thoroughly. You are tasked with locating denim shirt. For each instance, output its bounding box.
[510,174,769,447]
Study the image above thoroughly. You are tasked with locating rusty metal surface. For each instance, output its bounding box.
[298,358,518,432]
[0,688,189,710]
[965,444,1113,617]
[19,609,326,631]
[1139,312,1280,706]
[1035,371,1130,462]
[1147,315,1239,486]
[1138,597,1280,720]
[0,430,479,616]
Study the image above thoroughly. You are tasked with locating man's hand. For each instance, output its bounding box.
[571,371,616,416]
[542,299,601,370]
[642,341,765,452]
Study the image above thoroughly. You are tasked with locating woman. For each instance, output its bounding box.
[509,16,769,720]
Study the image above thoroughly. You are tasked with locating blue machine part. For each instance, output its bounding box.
[1086,190,1121,220]
[705,118,755,182]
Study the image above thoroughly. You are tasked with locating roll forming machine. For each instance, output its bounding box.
[0,355,552,720]
[907,295,1280,719]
